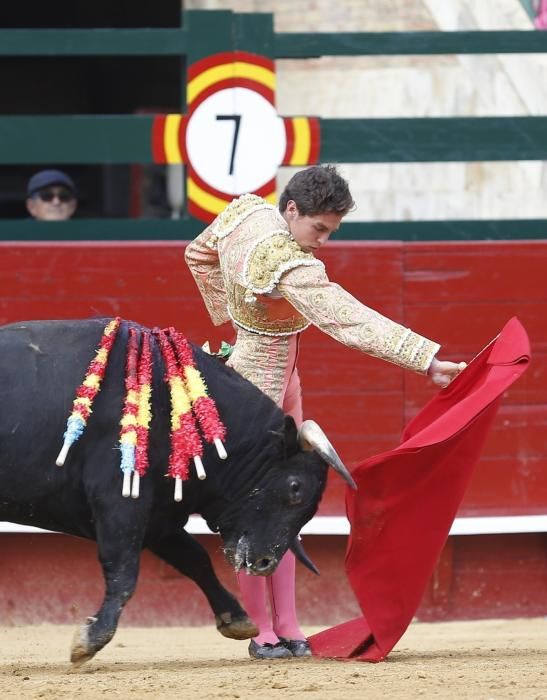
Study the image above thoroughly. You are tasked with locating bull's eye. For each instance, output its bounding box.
[288,478,302,505]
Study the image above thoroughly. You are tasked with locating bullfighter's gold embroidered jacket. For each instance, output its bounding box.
[185,194,440,403]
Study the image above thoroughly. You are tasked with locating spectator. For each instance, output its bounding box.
[26,169,78,221]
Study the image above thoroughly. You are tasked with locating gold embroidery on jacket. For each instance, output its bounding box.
[221,230,324,335]
[279,265,440,373]
[228,283,311,336]
[244,232,323,294]
[207,194,272,249]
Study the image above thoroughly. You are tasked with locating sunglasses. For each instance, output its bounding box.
[35,189,74,203]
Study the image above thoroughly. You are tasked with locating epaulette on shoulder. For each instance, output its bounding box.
[206,194,273,249]
[244,231,323,295]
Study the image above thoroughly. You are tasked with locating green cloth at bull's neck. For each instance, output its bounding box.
[217,341,233,358]
[202,340,233,359]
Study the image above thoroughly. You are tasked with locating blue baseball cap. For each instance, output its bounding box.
[27,170,76,197]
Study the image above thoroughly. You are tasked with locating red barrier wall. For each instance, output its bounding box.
[1,239,546,624]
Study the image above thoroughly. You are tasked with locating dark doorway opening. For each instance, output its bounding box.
[0,0,182,29]
[1,0,184,219]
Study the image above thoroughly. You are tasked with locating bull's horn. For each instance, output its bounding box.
[298,420,357,490]
[290,536,320,575]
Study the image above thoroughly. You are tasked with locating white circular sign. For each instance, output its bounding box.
[185,87,286,195]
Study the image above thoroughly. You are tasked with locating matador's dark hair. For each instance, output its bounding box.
[278,164,355,217]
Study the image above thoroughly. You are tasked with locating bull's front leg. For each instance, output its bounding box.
[71,512,144,665]
[148,530,258,640]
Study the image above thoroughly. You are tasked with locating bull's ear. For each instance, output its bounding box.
[283,415,299,457]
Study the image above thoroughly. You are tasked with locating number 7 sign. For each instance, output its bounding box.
[151,51,320,223]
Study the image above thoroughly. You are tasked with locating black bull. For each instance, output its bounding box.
[0,318,354,664]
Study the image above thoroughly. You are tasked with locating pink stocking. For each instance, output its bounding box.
[236,336,305,645]
[237,571,278,645]
[268,550,306,641]
[266,338,305,641]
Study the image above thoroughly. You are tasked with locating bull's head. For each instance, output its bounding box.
[217,416,356,577]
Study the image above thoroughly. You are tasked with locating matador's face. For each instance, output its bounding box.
[282,200,344,254]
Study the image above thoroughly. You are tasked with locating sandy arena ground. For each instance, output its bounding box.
[0,618,545,699]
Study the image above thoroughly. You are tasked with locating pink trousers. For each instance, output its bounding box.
[236,336,307,644]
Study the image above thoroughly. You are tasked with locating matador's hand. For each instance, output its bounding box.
[428,358,467,389]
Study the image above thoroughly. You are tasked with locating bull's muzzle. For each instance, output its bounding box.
[232,535,278,576]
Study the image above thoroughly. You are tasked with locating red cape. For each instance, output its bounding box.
[309,317,530,662]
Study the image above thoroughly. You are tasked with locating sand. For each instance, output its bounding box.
[0,618,546,699]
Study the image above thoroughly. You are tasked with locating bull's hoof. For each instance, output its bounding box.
[70,617,98,666]
[215,612,259,640]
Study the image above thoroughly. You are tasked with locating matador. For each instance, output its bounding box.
[185,166,464,660]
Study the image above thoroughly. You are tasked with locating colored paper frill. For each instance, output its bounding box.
[119,328,154,499]
[169,327,227,460]
[56,317,121,466]
[154,328,204,501]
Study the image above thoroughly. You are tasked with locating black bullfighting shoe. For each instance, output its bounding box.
[279,637,312,657]
[248,639,293,659]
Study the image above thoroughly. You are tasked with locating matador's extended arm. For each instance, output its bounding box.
[278,264,440,374]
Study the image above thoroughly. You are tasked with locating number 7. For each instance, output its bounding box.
[216,115,242,175]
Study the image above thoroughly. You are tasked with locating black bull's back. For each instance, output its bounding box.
[0,318,328,663]
[1,318,129,531]
[0,318,283,531]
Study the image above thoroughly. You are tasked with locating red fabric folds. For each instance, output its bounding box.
[309,317,530,662]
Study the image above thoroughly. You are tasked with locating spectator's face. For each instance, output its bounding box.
[26,186,77,221]
[283,200,343,253]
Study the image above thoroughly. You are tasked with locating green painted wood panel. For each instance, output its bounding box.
[184,10,235,63]
[4,28,545,59]
[337,219,547,241]
[320,117,547,162]
[3,115,547,165]
[233,12,274,57]
[0,116,153,164]
[0,29,189,55]
[0,10,264,60]
[0,219,202,241]
[1,218,545,242]
[274,30,547,58]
